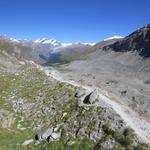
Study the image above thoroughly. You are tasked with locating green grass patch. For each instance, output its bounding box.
[0,128,35,150]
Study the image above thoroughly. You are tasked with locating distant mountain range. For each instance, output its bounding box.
[0,23,150,66]
[7,37,95,47]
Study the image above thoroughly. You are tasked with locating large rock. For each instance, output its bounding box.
[35,128,53,142]
[83,90,99,104]
[35,127,61,143]
[47,132,61,141]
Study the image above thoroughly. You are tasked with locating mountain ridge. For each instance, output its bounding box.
[104,24,150,57]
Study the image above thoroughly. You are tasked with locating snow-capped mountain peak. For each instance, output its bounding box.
[34,38,46,43]
[34,38,95,48]
[104,36,124,41]
[34,38,61,47]
[61,42,95,47]
[9,38,20,43]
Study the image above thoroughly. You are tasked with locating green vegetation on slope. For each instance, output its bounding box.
[0,62,148,150]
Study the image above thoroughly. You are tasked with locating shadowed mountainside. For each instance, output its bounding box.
[104,24,150,57]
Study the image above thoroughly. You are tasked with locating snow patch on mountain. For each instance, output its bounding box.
[82,42,96,46]
[104,36,124,41]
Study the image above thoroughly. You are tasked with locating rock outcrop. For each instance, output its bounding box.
[35,127,61,144]
[83,90,99,104]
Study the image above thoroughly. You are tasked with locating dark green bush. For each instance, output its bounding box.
[123,128,134,137]
[113,129,122,141]
[119,135,134,147]
[102,123,112,135]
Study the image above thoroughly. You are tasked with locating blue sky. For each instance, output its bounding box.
[0,0,150,43]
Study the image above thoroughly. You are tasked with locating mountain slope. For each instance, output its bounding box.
[0,35,148,149]
[0,36,45,65]
[105,24,150,57]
